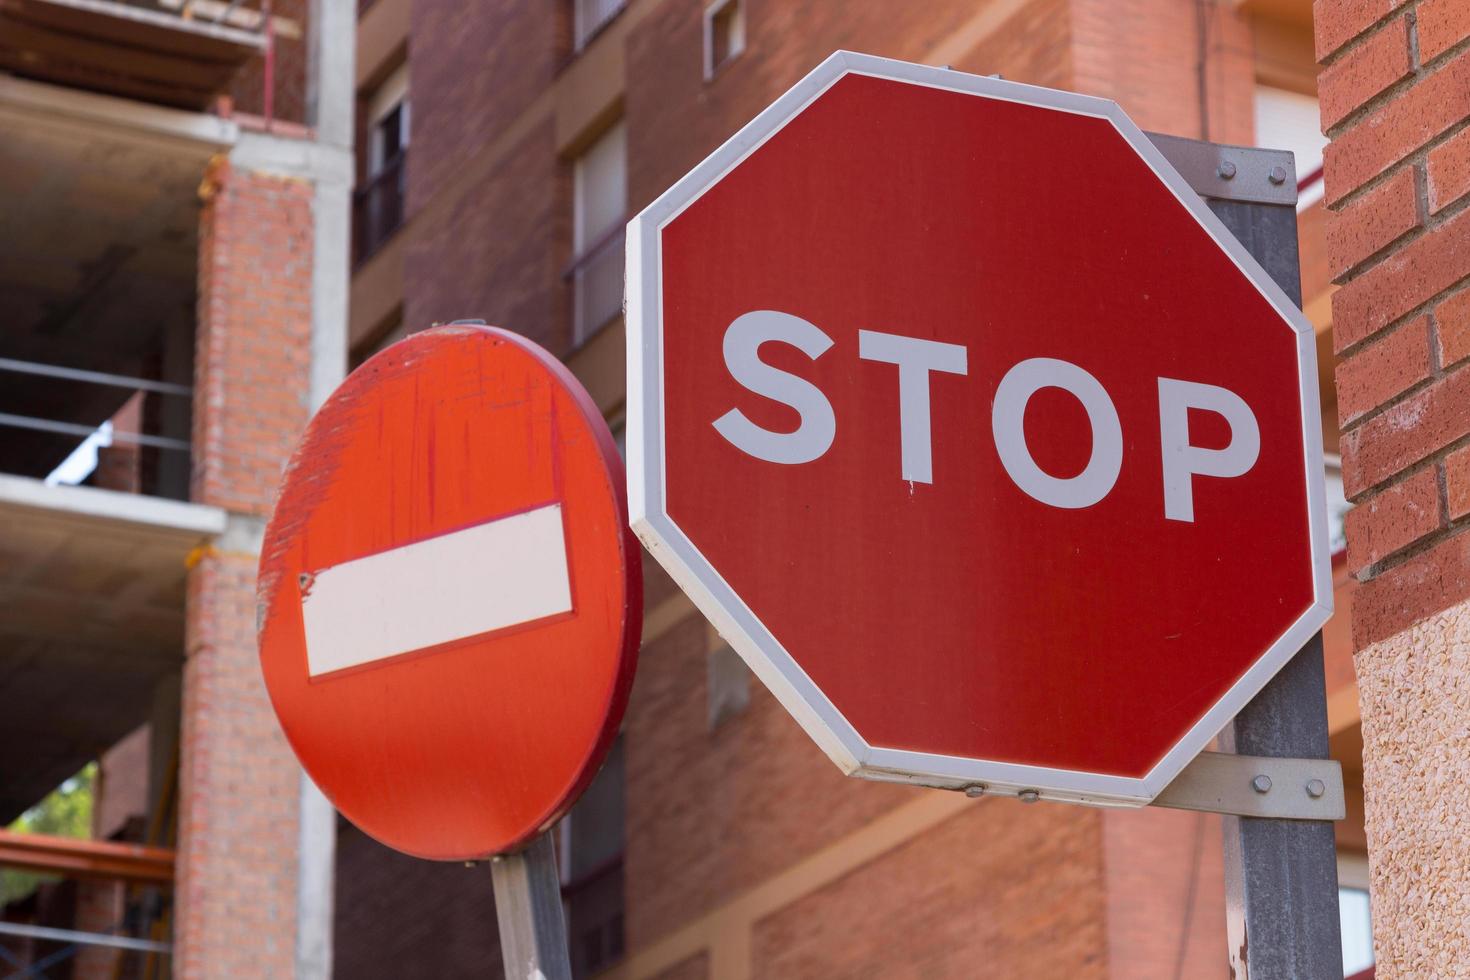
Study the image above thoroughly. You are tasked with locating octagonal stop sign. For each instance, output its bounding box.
[627,52,1332,805]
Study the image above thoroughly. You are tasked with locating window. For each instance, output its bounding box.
[1324,454,1348,556]
[1255,85,1328,211]
[574,0,626,51]
[708,641,750,730]
[569,120,627,347]
[354,63,410,265]
[703,0,745,79]
[1338,853,1374,976]
[559,737,626,978]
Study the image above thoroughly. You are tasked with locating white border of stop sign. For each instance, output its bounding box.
[625,51,1333,807]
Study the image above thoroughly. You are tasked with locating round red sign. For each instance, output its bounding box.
[258,324,640,860]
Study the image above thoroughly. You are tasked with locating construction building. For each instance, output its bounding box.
[0,0,352,973]
[3,0,1468,976]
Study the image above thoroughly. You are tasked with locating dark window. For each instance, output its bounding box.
[704,0,745,78]
[353,81,409,266]
[560,737,626,978]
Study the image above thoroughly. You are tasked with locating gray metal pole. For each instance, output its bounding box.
[1147,133,1343,979]
[490,832,573,980]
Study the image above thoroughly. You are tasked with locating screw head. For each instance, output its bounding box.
[1018,789,1040,804]
[1268,165,1288,186]
[1218,160,1238,180]
[964,784,987,798]
[1306,778,1326,799]
[1251,774,1273,794]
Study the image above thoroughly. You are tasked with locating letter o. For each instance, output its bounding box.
[991,358,1123,509]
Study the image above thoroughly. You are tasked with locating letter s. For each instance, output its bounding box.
[712,310,836,465]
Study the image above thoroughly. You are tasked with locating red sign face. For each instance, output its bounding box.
[258,325,640,859]
[627,53,1331,805]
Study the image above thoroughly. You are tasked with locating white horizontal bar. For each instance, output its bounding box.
[302,503,573,677]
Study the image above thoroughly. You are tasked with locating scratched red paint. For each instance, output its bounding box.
[258,325,640,860]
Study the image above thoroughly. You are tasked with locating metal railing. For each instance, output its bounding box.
[0,830,175,979]
[565,221,625,348]
[353,152,407,267]
[0,357,192,498]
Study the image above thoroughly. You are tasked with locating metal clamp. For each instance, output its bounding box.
[1145,132,1298,206]
[1151,751,1345,820]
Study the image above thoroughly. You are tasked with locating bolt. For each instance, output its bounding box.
[1251,774,1272,794]
[964,784,987,798]
[1268,165,1288,186]
[1218,160,1238,180]
[1306,778,1326,799]
[450,318,488,325]
[1018,789,1040,804]
[298,572,311,590]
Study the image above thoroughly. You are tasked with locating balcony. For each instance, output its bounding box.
[354,151,405,266]
[0,0,270,110]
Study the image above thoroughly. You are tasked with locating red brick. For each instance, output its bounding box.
[1427,124,1470,213]
[192,160,314,514]
[1326,166,1421,279]
[1352,529,1470,647]
[177,160,314,977]
[1344,465,1443,570]
[1315,0,1398,61]
[1340,366,1470,495]
[1336,315,1433,423]
[1446,445,1470,519]
[1438,289,1470,366]
[1333,202,1470,351]
[1319,16,1413,131]
[1323,48,1470,206]
[1418,0,1470,64]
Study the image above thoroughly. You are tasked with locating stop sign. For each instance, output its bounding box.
[626,52,1332,805]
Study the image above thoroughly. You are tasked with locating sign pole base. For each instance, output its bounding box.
[490,832,572,980]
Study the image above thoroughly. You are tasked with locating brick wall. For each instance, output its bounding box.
[400,119,566,351]
[406,0,561,215]
[176,159,316,977]
[334,822,503,977]
[229,0,311,125]
[193,160,314,516]
[1317,0,1470,650]
[1316,0,1470,970]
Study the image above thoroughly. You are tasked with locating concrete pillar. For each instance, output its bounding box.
[296,1,355,976]
[176,154,315,979]
[1315,1,1470,973]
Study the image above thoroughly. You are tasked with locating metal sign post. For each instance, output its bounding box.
[490,832,572,980]
[1146,133,1344,979]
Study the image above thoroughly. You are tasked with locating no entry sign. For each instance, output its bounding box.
[258,324,640,859]
[627,52,1332,805]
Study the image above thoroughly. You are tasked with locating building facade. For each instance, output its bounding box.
[341,1,1369,978]
[0,0,351,974]
[6,0,1466,975]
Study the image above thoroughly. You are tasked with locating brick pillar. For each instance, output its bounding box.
[174,157,314,978]
[1316,1,1470,972]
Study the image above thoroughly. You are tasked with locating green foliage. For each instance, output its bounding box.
[1,762,96,906]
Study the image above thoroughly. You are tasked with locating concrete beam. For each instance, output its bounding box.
[0,473,226,540]
[0,74,236,159]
